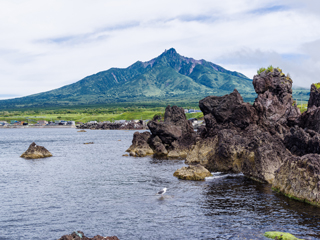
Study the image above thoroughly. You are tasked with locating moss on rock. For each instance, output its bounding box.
[264,231,303,240]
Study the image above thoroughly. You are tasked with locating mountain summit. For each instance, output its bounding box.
[0,48,256,109]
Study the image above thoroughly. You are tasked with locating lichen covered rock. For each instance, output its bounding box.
[173,164,212,181]
[272,154,320,207]
[20,142,52,159]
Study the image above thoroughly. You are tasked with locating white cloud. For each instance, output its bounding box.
[0,0,319,98]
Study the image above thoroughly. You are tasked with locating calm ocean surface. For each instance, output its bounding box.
[0,128,320,240]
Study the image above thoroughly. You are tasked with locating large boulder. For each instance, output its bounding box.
[272,154,320,207]
[126,131,154,157]
[20,142,52,159]
[58,231,119,240]
[173,164,212,181]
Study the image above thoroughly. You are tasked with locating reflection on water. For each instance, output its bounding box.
[202,173,320,239]
[0,128,319,239]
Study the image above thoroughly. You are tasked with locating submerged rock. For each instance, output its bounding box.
[58,231,119,240]
[20,142,52,159]
[173,164,212,181]
[272,154,320,207]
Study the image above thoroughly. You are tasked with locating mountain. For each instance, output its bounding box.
[0,48,257,109]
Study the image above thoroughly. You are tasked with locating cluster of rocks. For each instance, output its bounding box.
[127,68,320,207]
[58,231,119,240]
[77,121,145,130]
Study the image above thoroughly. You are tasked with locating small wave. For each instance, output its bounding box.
[205,172,244,180]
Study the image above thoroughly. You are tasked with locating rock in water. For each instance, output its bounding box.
[58,231,119,240]
[20,142,52,159]
[272,154,320,207]
[173,165,212,181]
[126,131,154,157]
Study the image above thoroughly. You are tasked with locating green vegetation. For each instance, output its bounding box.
[313,83,320,89]
[257,67,266,74]
[264,231,303,240]
[0,106,203,123]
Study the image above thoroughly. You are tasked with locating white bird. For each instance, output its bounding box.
[156,188,167,196]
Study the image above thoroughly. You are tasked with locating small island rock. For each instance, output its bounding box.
[20,142,52,159]
[173,164,212,181]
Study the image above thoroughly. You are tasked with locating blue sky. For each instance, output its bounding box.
[0,0,320,99]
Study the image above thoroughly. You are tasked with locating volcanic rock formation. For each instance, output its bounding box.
[127,69,320,206]
[20,142,52,159]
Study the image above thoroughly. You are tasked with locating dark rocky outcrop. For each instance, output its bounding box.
[299,83,320,133]
[173,164,212,180]
[308,83,320,108]
[127,105,196,158]
[272,154,320,207]
[58,231,119,240]
[253,68,300,127]
[20,142,52,159]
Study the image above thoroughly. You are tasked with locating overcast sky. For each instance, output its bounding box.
[1,0,320,99]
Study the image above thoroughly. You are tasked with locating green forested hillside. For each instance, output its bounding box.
[0,48,258,109]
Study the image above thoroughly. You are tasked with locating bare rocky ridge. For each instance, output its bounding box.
[20,142,52,159]
[127,70,320,206]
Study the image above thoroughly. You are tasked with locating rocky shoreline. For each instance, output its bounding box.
[127,68,320,206]
[77,121,146,130]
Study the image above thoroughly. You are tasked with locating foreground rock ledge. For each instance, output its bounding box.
[272,154,320,207]
[58,231,119,240]
[173,165,212,181]
[20,142,52,159]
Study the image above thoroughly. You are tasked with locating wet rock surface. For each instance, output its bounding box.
[20,142,52,159]
[173,164,212,181]
[58,231,119,240]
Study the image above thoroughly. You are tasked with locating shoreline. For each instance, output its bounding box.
[0,125,76,129]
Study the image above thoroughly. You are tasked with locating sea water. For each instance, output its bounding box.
[0,128,319,240]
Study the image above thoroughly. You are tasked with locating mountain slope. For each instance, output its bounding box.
[0,48,257,109]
